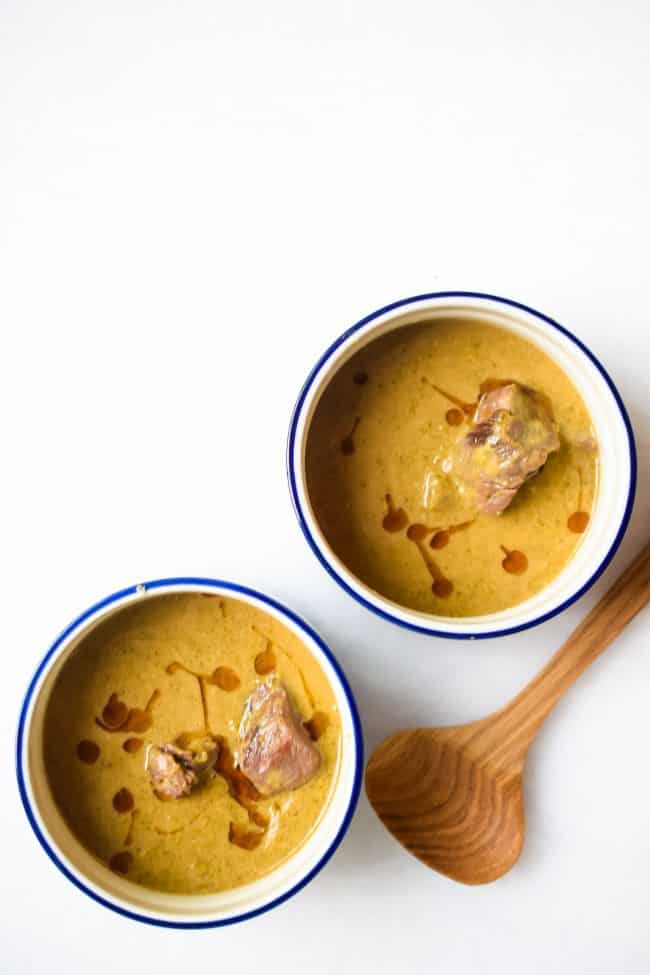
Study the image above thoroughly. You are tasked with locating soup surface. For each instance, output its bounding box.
[44,593,341,894]
[306,318,598,616]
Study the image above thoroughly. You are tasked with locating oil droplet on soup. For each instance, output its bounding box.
[99,693,128,730]
[568,511,590,533]
[96,689,160,733]
[340,417,361,455]
[446,408,464,426]
[431,530,450,549]
[430,521,473,550]
[255,644,276,675]
[76,740,100,764]
[421,377,475,417]
[304,711,330,741]
[433,578,454,598]
[208,667,241,692]
[382,494,408,533]
[109,851,132,874]
[408,531,454,599]
[501,546,528,575]
[113,788,135,814]
[123,737,144,754]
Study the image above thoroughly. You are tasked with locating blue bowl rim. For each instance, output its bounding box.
[286,290,637,639]
[15,577,364,929]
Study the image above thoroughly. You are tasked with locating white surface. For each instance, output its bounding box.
[2,1,649,972]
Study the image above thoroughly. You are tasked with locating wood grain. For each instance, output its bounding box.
[365,541,650,884]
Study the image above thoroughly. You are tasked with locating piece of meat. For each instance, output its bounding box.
[147,737,219,799]
[453,382,560,515]
[238,679,321,797]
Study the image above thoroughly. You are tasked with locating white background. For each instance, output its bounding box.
[2,1,649,972]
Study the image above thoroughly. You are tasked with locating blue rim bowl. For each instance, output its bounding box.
[16,578,363,928]
[287,291,636,639]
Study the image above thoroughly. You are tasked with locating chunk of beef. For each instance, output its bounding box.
[454,382,560,515]
[147,737,219,799]
[238,679,321,796]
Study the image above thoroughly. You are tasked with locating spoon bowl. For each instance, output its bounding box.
[366,724,525,884]
[367,542,650,884]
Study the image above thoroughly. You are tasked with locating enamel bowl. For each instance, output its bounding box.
[16,578,363,928]
[287,291,636,639]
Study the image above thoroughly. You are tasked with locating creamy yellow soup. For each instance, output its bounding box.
[44,594,341,894]
[306,319,598,616]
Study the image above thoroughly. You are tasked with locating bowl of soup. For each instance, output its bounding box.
[17,579,362,927]
[288,292,636,638]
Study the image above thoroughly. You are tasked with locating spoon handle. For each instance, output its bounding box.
[492,541,650,767]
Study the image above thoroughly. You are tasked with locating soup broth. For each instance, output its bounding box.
[44,593,341,894]
[306,319,598,617]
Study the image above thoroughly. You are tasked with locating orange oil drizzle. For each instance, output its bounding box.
[421,377,475,424]
[166,662,212,735]
[252,625,316,712]
[123,737,143,754]
[340,417,361,455]
[109,851,132,874]
[409,535,454,598]
[568,467,590,533]
[304,711,329,741]
[112,787,135,814]
[76,740,100,763]
[430,520,473,549]
[162,669,268,851]
[211,667,241,691]
[166,659,241,736]
[500,545,528,574]
[406,519,473,548]
[215,736,269,849]
[229,822,264,850]
[254,640,277,675]
[406,523,435,542]
[445,408,464,426]
[382,493,409,533]
[568,511,590,533]
[95,689,160,734]
[422,376,517,428]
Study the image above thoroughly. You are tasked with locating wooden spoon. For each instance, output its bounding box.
[365,541,650,884]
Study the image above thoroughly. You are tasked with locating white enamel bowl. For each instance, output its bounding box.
[287,291,636,639]
[16,578,363,928]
